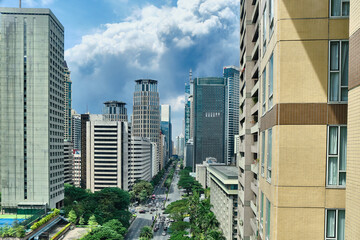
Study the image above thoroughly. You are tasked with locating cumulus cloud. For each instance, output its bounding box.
[66,0,239,138]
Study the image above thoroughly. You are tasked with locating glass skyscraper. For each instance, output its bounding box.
[193,77,226,168]
[224,66,240,164]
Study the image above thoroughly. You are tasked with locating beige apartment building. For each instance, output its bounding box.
[345,1,360,238]
[209,166,239,240]
[238,0,349,239]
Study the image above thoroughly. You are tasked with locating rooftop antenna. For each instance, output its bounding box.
[19,0,21,8]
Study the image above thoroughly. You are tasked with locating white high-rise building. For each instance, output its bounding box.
[86,116,130,192]
[128,137,152,186]
[0,7,65,210]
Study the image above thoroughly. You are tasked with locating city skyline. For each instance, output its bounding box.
[0,0,240,140]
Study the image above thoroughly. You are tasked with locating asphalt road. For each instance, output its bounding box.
[125,164,182,240]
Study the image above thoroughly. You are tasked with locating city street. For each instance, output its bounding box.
[125,164,182,240]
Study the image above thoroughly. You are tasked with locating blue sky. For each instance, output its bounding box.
[0,0,240,140]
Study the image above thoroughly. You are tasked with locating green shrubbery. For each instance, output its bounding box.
[50,223,71,240]
[0,225,25,238]
[30,209,60,231]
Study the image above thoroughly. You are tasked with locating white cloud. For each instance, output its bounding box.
[164,95,186,112]
[65,0,239,71]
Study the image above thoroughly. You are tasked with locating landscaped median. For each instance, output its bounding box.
[51,223,72,240]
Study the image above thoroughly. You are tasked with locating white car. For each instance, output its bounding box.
[162,232,167,236]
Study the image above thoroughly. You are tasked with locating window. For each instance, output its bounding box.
[268,54,274,109]
[330,0,349,17]
[269,0,274,34]
[329,40,348,102]
[260,192,264,237]
[262,5,267,55]
[267,128,272,182]
[266,198,271,240]
[327,126,347,186]
[261,131,265,176]
[326,209,345,240]
[262,69,267,114]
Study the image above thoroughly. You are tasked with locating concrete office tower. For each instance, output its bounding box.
[71,110,81,150]
[102,101,128,122]
[224,66,240,165]
[193,77,226,168]
[86,117,130,192]
[80,114,90,188]
[128,137,152,186]
[161,104,172,164]
[237,1,348,240]
[237,1,261,238]
[64,61,72,141]
[185,70,192,144]
[208,166,238,240]
[151,143,158,177]
[72,150,81,187]
[346,2,359,238]
[64,140,74,184]
[132,79,161,171]
[0,8,65,210]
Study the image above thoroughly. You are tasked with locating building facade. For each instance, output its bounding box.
[72,150,81,188]
[132,79,160,172]
[64,60,72,141]
[184,139,193,169]
[0,7,65,210]
[128,136,152,186]
[237,1,349,240]
[102,101,128,122]
[208,166,238,240]
[72,110,81,150]
[86,118,130,192]
[64,140,74,184]
[224,66,240,165]
[161,104,172,164]
[193,77,226,167]
[345,1,359,238]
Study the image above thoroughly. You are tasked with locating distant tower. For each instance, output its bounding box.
[64,61,72,141]
[102,101,128,122]
[132,79,160,173]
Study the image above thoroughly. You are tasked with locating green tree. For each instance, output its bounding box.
[169,231,190,240]
[81,226,123,240]
[15,226,25,238]
[103,219,127,236]
[139,226,153,239]
[165,199,188,222]
[68,209,77,224]
[88,215,98,228]
[79,216,85,225]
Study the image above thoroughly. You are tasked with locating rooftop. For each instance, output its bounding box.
[135,79,158,84]
[208,165,238,180]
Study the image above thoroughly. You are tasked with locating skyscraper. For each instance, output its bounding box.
[0,7,65,210]
[161,104,172,165]
[224,66,240,165]
[71,109,81,150]
[184,70,192,144]
[193,77,226,168]
[64,60,72,141]
[132,79,160,172]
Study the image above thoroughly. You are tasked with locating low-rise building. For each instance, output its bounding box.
[195,157,224,189]
[208,165,238,240]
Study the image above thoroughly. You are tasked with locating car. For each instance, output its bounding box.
[139,210,146,214]
[150,211,153,214]
[151,208,156,211]
[162,231,167,236]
